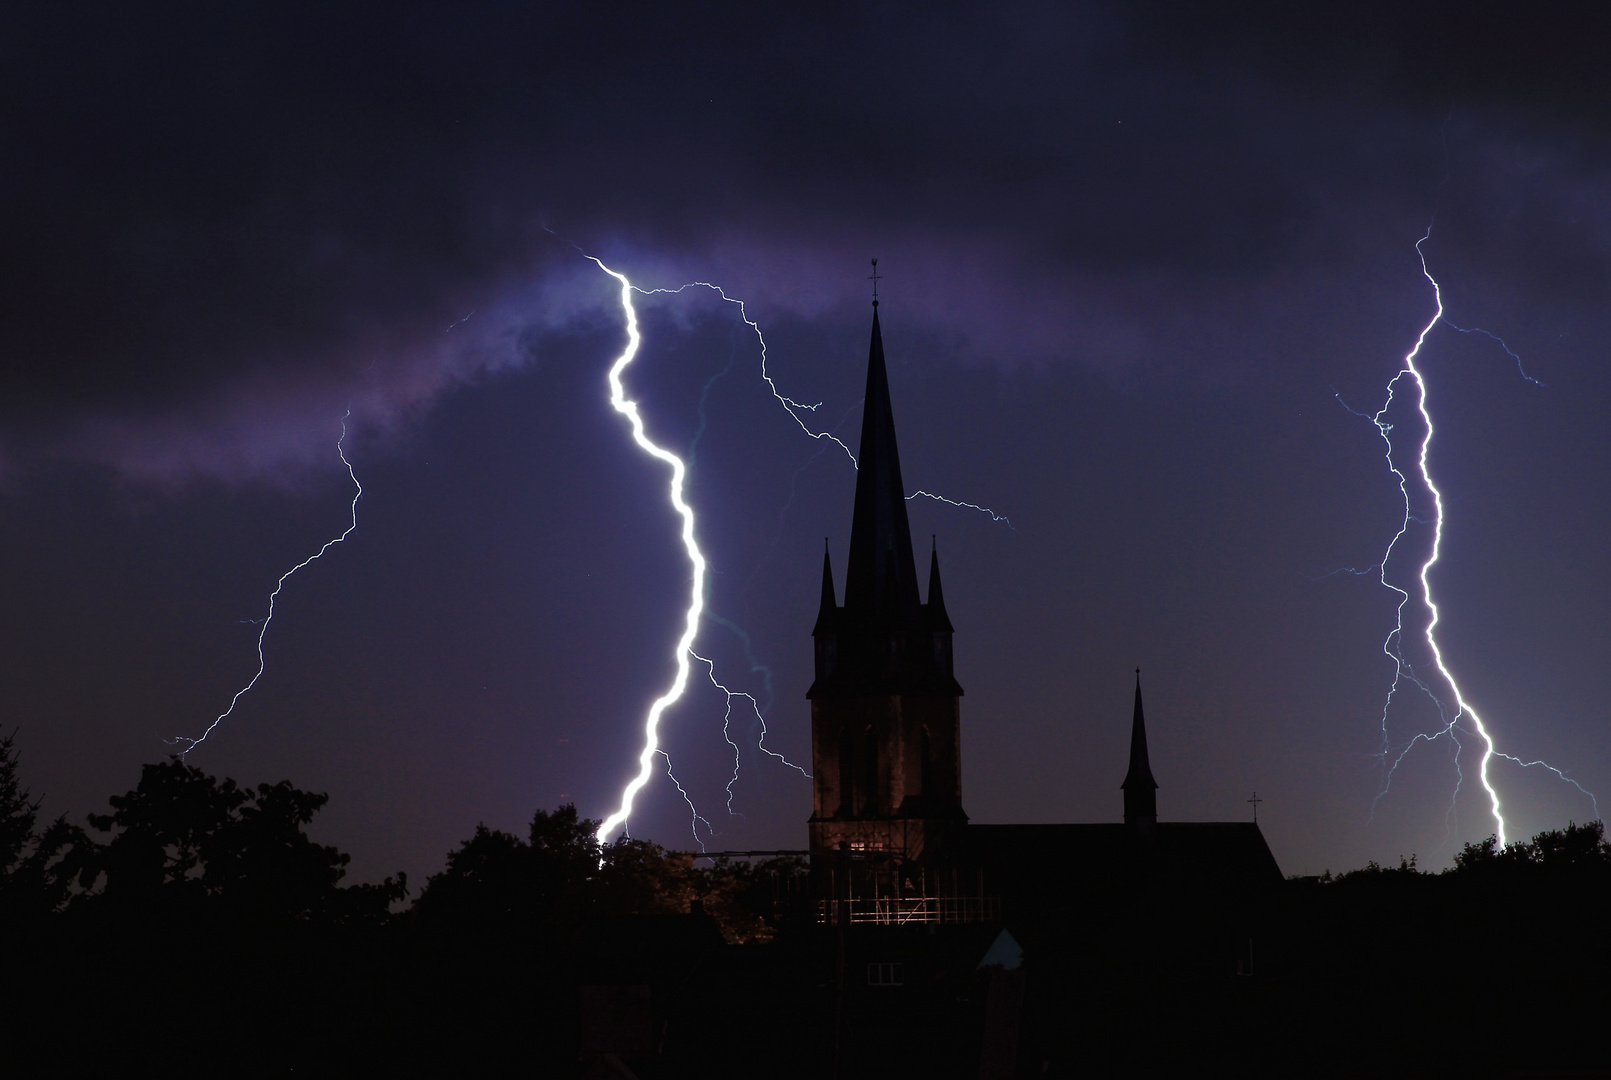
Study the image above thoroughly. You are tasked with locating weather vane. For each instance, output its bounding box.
[869,257,881,307]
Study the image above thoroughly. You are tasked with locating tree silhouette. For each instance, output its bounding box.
[83,759,403,922]
[1452,820,1611,883]
[414,803,811,943]
[413,803,695,932]
[0,731,94,918]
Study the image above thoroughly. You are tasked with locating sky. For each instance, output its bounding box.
[4,2,1610,886]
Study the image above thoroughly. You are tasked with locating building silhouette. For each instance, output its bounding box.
[808,300,965,867]
[808,301,1282,929]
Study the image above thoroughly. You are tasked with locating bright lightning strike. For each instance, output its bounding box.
[591,259,708,846]
[1360,226,1597,848]
[171,411,362,755]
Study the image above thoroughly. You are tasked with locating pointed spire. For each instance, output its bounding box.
[1122,668,1158,830]
[927,537,953,632]
[813,540,837,636]
[843,305,921,622]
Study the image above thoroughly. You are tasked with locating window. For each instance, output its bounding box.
[861,727,878,813]
[867,962,904,987]
[837,725,856,816]
[920,726,934,797]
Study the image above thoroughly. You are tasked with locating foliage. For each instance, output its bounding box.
[413,804,811,942]
[413,804,689,933]
[1451,820,1611,881]
[695,855,813,944]
[1325,853,1420,884]
[1317,821,1611,887]
[82,758,405,923]
[0,731,95,917]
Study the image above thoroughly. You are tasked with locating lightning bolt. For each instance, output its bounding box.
[586,256,1009,845]
[590,258,709,845]
[1357,226,1598,848]
[171,411,362,754]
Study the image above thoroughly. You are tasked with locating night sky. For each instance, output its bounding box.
[5,3,1610,887]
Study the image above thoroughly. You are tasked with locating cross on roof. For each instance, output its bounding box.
[1246,791,1264,824]
[868,258,881,306]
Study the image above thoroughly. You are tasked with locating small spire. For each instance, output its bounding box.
[869,258,881,308]
[1122,669,1158,831]
[927,537,953,632]
[813,543,838,636]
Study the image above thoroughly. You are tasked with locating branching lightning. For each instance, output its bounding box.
[907,490,1015,530]
[691,648,811,818]
[632,278,1015,518]
[1356,226,1598,848]
[658,747,714,853]
[171,411,362,755]
[631,280,858,464]
[590,259,708,845]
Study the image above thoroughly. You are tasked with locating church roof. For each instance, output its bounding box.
[960,821,1285,897]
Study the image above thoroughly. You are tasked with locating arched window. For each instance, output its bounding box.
[861,726,879,815]
[838,725,856,816]
[920,725,935,798]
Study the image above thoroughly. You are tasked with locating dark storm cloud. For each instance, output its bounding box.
[3,1,1607,481]
[1134,3,1611,133]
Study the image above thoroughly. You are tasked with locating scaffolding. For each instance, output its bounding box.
[813,854,997,925]
[817,893,999,926]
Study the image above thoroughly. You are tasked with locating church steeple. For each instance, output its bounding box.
[1122,669,1158,831]
[843,305,922,624]
[927,539,953,633]
[813,541,837,636]
[808,303,959,699]
[807,284,967,862]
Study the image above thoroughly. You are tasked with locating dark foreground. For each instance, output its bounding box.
[4,753,1607,1077]
[8,870,1609,1079]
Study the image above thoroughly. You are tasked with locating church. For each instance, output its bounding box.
[577,295,1293,1079]
[805,295,1283,933]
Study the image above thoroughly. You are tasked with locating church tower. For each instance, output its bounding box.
[807,301,966,864]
